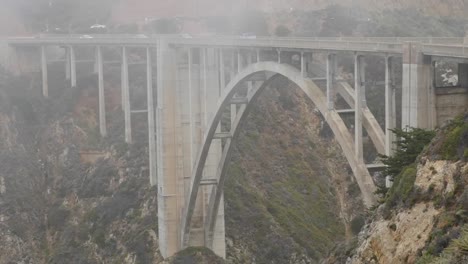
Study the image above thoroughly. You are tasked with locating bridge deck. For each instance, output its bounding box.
[6,35,468,58]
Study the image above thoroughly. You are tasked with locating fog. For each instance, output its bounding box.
[1,0,467,36]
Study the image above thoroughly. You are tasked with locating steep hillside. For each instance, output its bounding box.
[0,65,363,263]
[224,78,364,263]
[350,115,468,264]
[111,0,468,22]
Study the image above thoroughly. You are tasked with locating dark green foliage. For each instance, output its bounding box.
[149,18,180,34]
[234,11,269,35]
[378,128,434,205]
[380,128,435,180]
[459,190,468,211]
[47,207,70,229]
[441,116,468,161]
[350,215,366,235]
[318,5,359,37]
[92,228,106,247]
[275,25,291,37]
[367,9,466,37]
[385,165,417,208]
[453,225,468,255]
[169,247,225,264]
[79,160,117,198]
[14,0,116,33]
[224,85,348,263]
[205,16,232,34]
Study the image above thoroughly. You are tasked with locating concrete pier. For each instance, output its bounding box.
[402,42,435,129]
[156,40,180,258]
[301,52,305,77]
[121,47,131,143]
[327,53,336,110]
[385,56,396,156]
[203,48,225,258]
[65,47,70,80]
[97,46,106,137]
[40,46,48,97]
[70,46,76,87]
[219,49,226,89]
[233,50,242,124]
[247,53,253,93]
[188,48,194,167]
[354,54,365,161]
[147,47,157,186]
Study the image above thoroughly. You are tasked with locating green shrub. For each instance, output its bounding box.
[350,215,365,235]
[380,128,435,189]
[451,225,468,255]
[385,165,417,208]
[441,117,468,160]
[47,207,70,229]
[416,253,436,264]
[92,228,106,247]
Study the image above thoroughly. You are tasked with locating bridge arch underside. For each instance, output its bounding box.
[181,61,379,251]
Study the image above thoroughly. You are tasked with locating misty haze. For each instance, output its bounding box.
[0,0,467,263]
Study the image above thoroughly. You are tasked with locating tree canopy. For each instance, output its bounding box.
[380,128,435,181]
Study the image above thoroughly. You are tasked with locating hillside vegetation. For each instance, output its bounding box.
[350,115,468,264]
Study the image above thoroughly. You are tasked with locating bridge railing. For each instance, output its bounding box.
[422,44,468,57]
[7,35,468,57]
[162,35,405,53]
[8,34,467,44]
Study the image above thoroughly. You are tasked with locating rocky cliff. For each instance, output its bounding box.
[351,116,468,264]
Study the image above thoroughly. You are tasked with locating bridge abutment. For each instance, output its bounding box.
[434,62,468,124]
[402,42,436,129]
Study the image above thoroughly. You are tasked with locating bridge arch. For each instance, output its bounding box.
[180,61,377,249]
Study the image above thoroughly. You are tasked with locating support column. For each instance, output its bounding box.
[326,53,336,110]
[277,49,281,63]
[354,54,365,161]
[306,53,313,76]
[93,47,99,74]
[156,40,180,258]
[70,46,76,87]
[122,46,131,143]
[237,50,242,73]
[402,42,434,129]
[204,48,225,258]
[202,48,208,129]
[428,61,437,129]
[147,47,157,186]
[256,49,260,62]
[40,46,48,97]
[459,63,468,87]
[234,50,242,125]
[188,48,195,166]
[301,52,305,78]
[65,47,70,80]
[247,52,253,93]
[219,49,225,89]
[97,46,106,137]
[230,50,236,83]
[385,56,396,156]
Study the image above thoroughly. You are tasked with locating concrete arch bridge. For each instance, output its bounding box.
[6,35,468,258]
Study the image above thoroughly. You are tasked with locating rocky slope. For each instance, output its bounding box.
[223,78,364,263]
[351,116,468,264]
[0,62,363,263]
[111,0,468,23]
